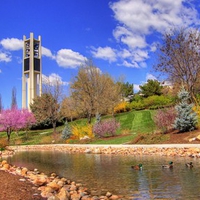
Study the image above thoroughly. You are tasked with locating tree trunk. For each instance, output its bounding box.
[6,127,11,142]
[87,113,92,124]
[53,121,57,133]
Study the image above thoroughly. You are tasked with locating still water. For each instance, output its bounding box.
[6,151,200,199]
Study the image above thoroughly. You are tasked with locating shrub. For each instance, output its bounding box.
[144,95,175,109]
[154,107,177,134]
[130,101,145,110]
[61,121,72,139]
[71,124,94,140]
[114,101,130,113]
[0,138,8,150]
[193,106,200,128]
[93,119,120,137]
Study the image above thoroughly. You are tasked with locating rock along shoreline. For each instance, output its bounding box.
[2,144,200,200]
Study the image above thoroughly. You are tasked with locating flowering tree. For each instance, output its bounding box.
[154,107,177,134]
[93,119,120,137]
[0,108,36,141]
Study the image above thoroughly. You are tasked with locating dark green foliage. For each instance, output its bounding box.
[121,82,134,97]
[61,121,71,139]
[174,87,197,132]
[139,79,163,97]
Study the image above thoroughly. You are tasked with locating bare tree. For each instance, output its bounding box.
[60,97,80,122]
[154,28,200,103]
[30,93,60,133]
[30,75,64,133]
[70,61,122,123]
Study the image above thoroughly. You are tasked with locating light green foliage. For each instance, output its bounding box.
[130,95,175,110]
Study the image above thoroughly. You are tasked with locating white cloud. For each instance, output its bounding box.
[42,73,68,86]
[118,49,131,59]
[109,0,199,68]
[56,49,87,68]
[0,38,23,51]
[113,26,147,49]
[132,49,149,62]
[121,60,139,68]
[91,46,117,62]
[146,73,157,81]
[0,69,2,73]
[0,52,11,62]
[42,47,55,58]
[110,0,198,36]
[134,84,140,92]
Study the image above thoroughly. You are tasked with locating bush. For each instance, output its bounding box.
[130,95,175,111]
[0,138,8,150]
[130,101,145,110]
[93,119,120,137]
[114,101,130,113]
[154,107,177,134]
[144,95,175,109]
[193,106,200,128]
[71,124,94,139]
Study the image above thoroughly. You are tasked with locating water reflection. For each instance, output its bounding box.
[5,151,200,199]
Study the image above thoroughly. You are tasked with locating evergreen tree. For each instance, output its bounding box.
[139,79,163,97]
[174,87,197,132]
[61,121,72,139]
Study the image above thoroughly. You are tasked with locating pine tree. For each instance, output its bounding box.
[61,121,72,139]
[174,87,197,132]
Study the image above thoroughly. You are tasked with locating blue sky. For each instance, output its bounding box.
[0,0,200,109]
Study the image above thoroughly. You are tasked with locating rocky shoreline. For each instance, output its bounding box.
[7,144,200,158]
[2,144,200,200]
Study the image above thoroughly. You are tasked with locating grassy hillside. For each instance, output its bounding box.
[0,110,158,146]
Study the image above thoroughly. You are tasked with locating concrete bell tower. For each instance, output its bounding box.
[22,33,42,110]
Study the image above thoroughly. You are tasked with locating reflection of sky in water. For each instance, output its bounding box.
[6,151,200,199]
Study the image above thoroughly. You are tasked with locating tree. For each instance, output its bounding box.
[30,93,60,133]
[174,87,197,132]
[0,108,36,141]
[70,61,122,123]
[11,87,17,109]
[154,28,200,102]
[139,79,163,97]
[60,97,80,122]
[61,121,72,140]
[154,107,176,134]
[121,82,134,97]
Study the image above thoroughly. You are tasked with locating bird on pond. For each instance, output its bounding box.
[185,162,193,168]
[131,164,143,170]
[162,161,173,169]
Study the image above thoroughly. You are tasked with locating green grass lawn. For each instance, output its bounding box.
[0,109,158,146]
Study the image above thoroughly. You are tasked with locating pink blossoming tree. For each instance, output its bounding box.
[0,107,36,142]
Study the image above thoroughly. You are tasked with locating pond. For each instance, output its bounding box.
[5,151,200,199]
